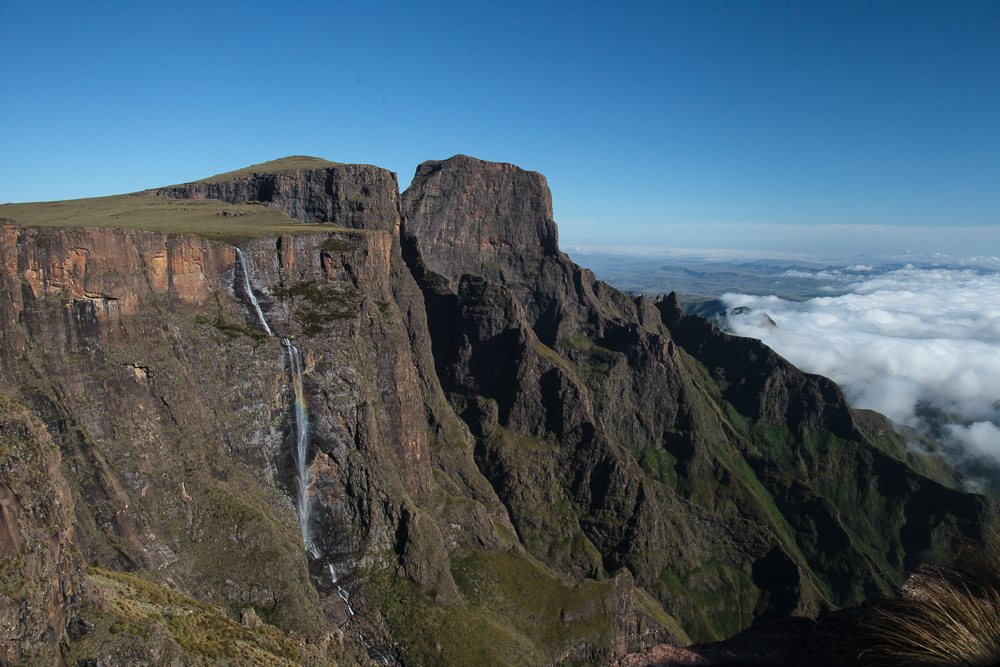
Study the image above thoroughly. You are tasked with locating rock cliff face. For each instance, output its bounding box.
[401,155,998,640]
[157,162,401,233]
[0,395,80,666]
[0,155,996,666]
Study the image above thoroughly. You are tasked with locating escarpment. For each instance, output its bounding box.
[0,160,681,666]
[401,155,999,639]
[0,155,996,666]
[157,158,402,234]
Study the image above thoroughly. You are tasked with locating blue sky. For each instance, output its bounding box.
[2,0,997,256]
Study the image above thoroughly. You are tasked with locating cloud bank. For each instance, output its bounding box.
[720,267,1000,468]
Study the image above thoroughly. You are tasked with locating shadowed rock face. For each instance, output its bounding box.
[401,154,998,642]
[0,155,996,666]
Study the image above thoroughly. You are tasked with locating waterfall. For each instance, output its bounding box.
[359,633,393,666]
[234,248,273,336]
[235,248,392,663]
[284,338,315,555]
[234,248,314,554]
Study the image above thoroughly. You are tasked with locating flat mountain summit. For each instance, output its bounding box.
[190,156,346,183]
[0,156,994,666]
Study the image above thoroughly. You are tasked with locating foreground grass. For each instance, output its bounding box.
[847,540,1000,666]
[64,568,343,666]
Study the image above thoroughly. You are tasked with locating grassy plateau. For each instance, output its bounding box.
[0,156,349,243]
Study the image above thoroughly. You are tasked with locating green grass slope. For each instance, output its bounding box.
[0,155,357,242]
[0,194,330,243]
[188,156,344,184]
[64,568,346,667]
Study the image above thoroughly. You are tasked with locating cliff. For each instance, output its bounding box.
[0,155,995,666]
[0,395,80,665]
[401,155,996,637]
[156,158,402,234]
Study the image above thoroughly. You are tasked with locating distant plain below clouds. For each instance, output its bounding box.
[564,244,1000,272]
[720,266,1000,475]
[559,222,1000,262]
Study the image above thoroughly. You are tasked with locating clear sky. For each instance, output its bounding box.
[2,1,997,256]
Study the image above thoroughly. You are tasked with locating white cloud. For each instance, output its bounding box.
[946,422,1000,462]
[780,269,846,280]
[720,267,1000,471]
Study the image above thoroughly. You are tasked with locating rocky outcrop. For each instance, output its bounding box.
[157,162,401,233]
[404,154,558,274]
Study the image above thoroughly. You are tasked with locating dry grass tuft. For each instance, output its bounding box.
[848,539,1000,666]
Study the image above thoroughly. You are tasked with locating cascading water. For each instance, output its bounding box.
[284,339,315,555]
[328,564,354,616]
[359,634,392,666]
[234,248,396,665]
[234,248,313,553]
[234,248,274,337]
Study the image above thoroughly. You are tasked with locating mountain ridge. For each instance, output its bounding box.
[0,155,994,666]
